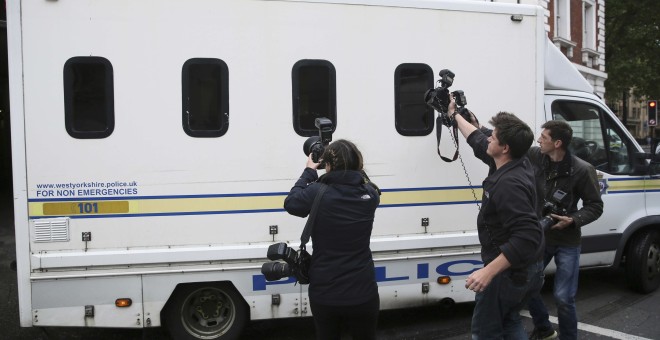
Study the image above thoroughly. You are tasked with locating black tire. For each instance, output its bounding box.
[625,230,660,294]
[163,283,248,340]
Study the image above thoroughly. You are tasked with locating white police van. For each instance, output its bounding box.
[8,0,659,338]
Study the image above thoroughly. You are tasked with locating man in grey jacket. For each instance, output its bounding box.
[527,120,604,340]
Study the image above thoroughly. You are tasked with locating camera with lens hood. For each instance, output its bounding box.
[424,69,471,127]
[539,189,569,231]
[303,117,334,166]
[260,242,311,284]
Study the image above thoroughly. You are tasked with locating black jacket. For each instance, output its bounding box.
[284,168,380,306]
[527,146,604,246]
[467,130,544,268]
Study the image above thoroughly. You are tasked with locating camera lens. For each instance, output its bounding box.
[539,215,555,231]
[261,262,292,281]
[303,136,321,156]
[303,136,325,163]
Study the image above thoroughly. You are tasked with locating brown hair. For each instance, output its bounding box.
[541,120,573,150]
[489,112,534,158]
[321,139,363,171]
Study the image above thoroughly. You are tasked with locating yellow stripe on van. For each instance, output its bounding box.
[643,178,660,191]
[134,196,285,214]
[29,195,287,217]
[28,187,484,218]
[30,178,660,218]
[380,188,482,205]
[606,179,646,192]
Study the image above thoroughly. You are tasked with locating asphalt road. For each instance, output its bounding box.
[2,195,659,339]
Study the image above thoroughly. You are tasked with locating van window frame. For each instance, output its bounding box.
[292,59,337,137]
[182,58,229,138]
[394,63,434,136]
[63,56,115,139]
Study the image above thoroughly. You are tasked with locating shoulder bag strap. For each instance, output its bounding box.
[300,183,329,248]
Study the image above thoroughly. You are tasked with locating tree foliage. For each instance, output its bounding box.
[605,0,660,100]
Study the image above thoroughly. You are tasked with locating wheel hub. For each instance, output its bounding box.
[195,295,225,324]
[181,288,236,338]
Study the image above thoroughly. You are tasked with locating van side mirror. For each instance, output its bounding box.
[632,152,650,175]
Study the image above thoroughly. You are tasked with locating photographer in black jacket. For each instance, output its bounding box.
[450,97,544,339]
[454,113,603,340]
[284,139,380,340]
[526,121,603,340]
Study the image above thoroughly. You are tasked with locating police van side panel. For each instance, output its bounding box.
[13,0,623,337]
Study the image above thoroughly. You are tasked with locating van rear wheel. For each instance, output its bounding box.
[625,230,660,293]
[164,283,248,340]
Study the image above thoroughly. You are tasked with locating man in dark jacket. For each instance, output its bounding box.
[527,120,604,340]
[451,102,545,339]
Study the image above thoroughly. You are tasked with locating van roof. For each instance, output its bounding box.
[544,38,594,94]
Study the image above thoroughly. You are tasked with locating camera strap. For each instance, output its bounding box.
[300,183,329,249]
[434,113,481,212]
[436,115,460,162]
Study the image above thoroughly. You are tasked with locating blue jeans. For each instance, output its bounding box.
[527,245,580,340]
[472,260,545,340]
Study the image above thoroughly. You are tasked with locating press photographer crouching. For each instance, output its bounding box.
[275,121,381,340]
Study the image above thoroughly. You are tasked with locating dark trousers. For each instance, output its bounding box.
[309,294,380,340]
[471,260,545,339]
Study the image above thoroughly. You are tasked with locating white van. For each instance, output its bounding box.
[8,0,659,338]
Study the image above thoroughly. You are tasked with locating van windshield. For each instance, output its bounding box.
[552,100,633,174]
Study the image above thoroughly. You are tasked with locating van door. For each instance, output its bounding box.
[544,95,646,267]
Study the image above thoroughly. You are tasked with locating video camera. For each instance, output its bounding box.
[260,242,311,284]
[303,117,334,166]
[539,189,569,231]
[424,69,471,127]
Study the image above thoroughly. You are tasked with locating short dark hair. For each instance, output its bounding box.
[541,120,573,150]
[489,112,534,159]
[321,139,364,171]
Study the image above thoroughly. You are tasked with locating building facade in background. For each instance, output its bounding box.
[491,1,649,140]
[488,0,606,97]
[607,94,649,141]
[541,0,607,98]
